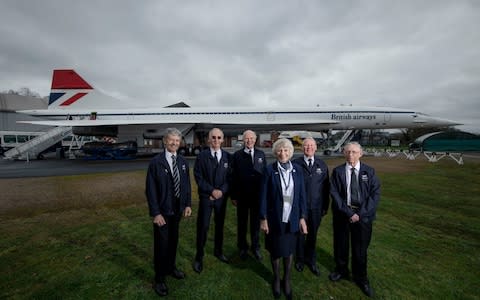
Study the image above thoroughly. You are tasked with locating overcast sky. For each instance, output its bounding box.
[1,1,479,133]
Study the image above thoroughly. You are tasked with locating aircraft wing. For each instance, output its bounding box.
[17,118,339,127]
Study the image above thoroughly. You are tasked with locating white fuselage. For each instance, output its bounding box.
[17,105,456,131]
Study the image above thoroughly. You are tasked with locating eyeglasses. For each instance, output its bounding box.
[211,136,222,139]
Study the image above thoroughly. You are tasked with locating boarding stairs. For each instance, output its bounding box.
[3,126,72,160]
[325,129,360,154]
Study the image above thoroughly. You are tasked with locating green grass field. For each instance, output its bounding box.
[1,156,479,299]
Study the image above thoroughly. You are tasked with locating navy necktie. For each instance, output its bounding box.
[350,167,360,206]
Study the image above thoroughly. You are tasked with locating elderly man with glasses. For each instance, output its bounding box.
[193,128,232,274]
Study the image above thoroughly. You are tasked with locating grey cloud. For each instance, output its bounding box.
[0,0,479,133]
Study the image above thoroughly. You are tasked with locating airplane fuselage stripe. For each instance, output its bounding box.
[36,110,416,117]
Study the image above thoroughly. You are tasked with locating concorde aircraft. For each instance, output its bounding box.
[17,69,459,154]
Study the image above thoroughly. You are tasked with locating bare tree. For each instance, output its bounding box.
[2,87,42,98]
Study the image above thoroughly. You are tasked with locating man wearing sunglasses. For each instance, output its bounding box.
[193,128,232,273]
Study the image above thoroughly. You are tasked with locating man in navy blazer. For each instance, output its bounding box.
[146,128,192,297]
[328,142,380,298]
[293,137,330,276]
[230,130,267,261]
[193,128,231,273]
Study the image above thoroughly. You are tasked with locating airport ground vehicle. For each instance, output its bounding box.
[81,140,138,160]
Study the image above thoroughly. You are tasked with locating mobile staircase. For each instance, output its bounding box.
[3,127,72,160]
[324,129,361,155]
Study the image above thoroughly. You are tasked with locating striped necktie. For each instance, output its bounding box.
[172,155,180,198]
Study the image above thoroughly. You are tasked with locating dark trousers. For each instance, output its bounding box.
[195,197,227,260]
[236,199,261,251]
[296,208,322,265]
[332,213,372,283]
[153,214,181,283]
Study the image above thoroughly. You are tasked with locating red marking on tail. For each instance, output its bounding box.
[60,92,88,106]
[51,69,93,89]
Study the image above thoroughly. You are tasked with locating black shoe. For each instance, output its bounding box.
[295,262,304,272]
[193,260,203,273]
[356,281,374,297]
[154,282,168,297]
[308,264,321,276]
[329,271,348,281]
[214,253,229,263]
[171,268,185,279]
[239,249,248,260]
[253,249,263,261]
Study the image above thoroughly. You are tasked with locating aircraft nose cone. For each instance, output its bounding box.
[439,118,462,126]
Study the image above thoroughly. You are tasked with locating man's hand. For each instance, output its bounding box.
[350,213,360,223]
[211,189,223,200]
[300,218,308,234]
[260,219,269,234]
[183,207,192,217]
[153,214,166,227]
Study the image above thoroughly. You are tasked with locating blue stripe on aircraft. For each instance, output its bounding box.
[48,92,66,105]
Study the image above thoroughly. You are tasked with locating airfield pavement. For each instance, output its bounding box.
[1,149,478,179]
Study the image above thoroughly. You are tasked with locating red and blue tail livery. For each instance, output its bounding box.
[48,70,93,107]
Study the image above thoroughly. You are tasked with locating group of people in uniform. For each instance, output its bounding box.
[145,127,380,298]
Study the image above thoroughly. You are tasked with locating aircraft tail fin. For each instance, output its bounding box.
[51,69,93,90]
[48,70,93,108]
[48,69,129,109]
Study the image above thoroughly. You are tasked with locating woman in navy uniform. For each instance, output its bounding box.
[260,138,307,299]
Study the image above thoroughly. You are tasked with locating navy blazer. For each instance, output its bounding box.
[330,162,380,222]
[230,148,266,201]
[145,152,192,217]
[259,162,307,234]
[293,156,330,213]
[194,148,231,200]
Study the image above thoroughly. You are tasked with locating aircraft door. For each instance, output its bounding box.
[266,111,275,121]
[384,112,391,123]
